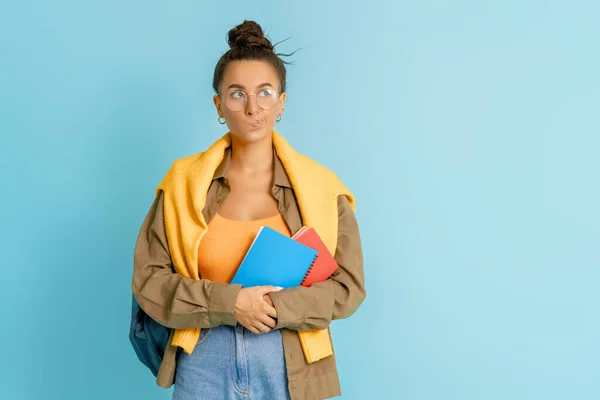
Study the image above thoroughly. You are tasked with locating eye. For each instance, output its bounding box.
[258,89,274,97]
[230,91,246,99]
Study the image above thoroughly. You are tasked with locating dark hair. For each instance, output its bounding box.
[212,20,296,94]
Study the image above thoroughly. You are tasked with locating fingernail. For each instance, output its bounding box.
[275,286,283,291]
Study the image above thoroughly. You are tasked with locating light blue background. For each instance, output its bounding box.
[1,1,598,399]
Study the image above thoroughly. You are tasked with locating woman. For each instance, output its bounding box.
[132,20,365,400]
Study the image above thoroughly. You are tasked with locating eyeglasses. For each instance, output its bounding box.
[217,89,280,112]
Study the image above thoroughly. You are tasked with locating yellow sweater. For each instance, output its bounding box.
[156,130,355,363]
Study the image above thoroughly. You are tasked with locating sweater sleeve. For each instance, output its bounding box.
[268,195,366,330]
[131,191,242,329]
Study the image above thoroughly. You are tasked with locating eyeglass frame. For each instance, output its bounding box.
[216,89,282,112]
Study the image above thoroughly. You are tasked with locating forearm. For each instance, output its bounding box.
[269,273,365,330]
[132,191,242,329]
[269,195,366,330]
[132,269,242,329]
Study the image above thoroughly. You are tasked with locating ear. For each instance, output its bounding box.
[278,92,287,115]
[213,95,223,117]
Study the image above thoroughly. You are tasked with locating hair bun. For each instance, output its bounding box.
[228,20,273,51]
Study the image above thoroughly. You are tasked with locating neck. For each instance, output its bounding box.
[229,132,274,174]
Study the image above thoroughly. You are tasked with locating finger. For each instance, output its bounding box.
[263,303,277,319]
[260,326,272,334]
[247,326,261,335]
[238,320,254,332]
[254,323,272,334]
[259,285,284,295]
[259,315,277,329]
[240,320,259,334]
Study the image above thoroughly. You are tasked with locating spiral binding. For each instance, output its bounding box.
[299,253,318,286]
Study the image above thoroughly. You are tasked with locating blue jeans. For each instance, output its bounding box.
[172,324,291,400]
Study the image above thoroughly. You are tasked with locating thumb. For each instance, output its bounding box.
[261,285,284,294]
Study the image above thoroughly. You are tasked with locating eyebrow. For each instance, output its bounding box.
[227,82,274,91]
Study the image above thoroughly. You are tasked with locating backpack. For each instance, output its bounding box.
[129,295,171,377]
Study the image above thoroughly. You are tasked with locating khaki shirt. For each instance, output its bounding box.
[132,147,366,400]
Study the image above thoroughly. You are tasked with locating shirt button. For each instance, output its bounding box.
[217,198,223,204]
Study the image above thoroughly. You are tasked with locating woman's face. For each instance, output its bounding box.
[213,60,286,144]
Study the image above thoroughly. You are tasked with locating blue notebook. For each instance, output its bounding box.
[230,226,319,289]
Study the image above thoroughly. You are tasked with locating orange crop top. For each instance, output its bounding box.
[197,212,292,283]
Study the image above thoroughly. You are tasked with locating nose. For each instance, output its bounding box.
[244,94,258,115]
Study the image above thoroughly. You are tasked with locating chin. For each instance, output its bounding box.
[230,126,273,143]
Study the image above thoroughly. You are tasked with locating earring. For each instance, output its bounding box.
[276,114,282,123]
[218,116,226,125]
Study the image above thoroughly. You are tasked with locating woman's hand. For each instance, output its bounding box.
[233,286,282,334]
